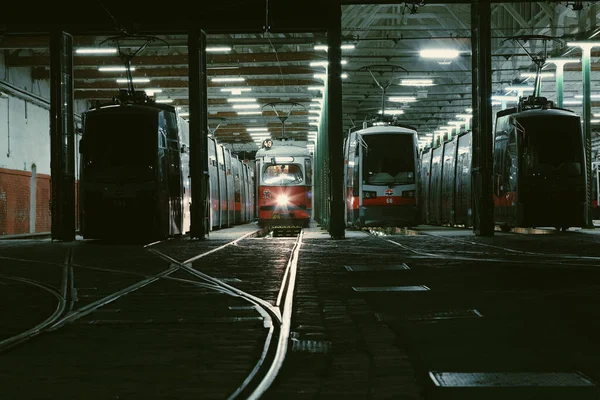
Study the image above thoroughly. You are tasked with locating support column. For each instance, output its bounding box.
[471,0,494,236]
[545,58,579,108]
[188,28,210,239]
[327,0,345,239]
[50,31,75,241]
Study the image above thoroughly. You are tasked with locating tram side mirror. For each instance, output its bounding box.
[270,157,276,165]
[180,144,188,154]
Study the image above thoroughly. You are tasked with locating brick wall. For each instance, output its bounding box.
[0,168,32,235]
[0,167,57,235]
[36,173,51,233]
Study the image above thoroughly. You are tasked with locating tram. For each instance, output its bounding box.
[79,90,256,241]
[254,139,312,229]
[343,120,421,228]
[79,90,185,240]
[420,96,586,231]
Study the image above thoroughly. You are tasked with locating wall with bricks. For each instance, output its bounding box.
[0,48,87,236]
[0,168,52,235]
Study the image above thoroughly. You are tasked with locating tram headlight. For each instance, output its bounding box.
[276,194,290,206]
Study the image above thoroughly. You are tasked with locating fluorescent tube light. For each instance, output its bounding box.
[116,78,150,83]
[400,79,434,86]
[227,98,256,103]
[76,48,117,54]
[211,77,245,82]
[379,110,404,115]
[98,66,135,72]
[419,49,459,59]
[236,111,262,115]
[206,46,232,52]
[388,96,417,102]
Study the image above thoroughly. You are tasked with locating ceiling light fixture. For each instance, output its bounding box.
[419,49,460,59]
[116,78,150,83]
[400,79,434,86]
[98,66,135,72]
[206,46,232,52]
[75,48,117,54]
[211,77,245,82]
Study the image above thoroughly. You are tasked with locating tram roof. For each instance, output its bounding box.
[351,125,418,136]
[255,141,311,158]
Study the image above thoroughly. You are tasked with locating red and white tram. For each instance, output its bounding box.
[343,121,421,228]
[255,139,312,228]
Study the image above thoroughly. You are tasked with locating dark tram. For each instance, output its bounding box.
[420,96,587,231]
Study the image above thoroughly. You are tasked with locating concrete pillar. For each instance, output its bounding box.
[327,0,345,239]
[50,31,75,241]
[188,28,210,239]
[471,0,494,236]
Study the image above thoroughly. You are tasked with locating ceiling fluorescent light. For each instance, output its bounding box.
[155,99,173,103]
[144,89,162,95]
[220,88,251,93]
[178,112,190,117]
[247,127,269,132]
[521,72,554,78]
[237,111,262,115]
[341,73,348,79]
[310,61,329,67]
[227,98,256,103]
[98,66,135,72]
[116,78,150,83]
[206,46,232,52]
[379,110,404,115]
[75,48,118,54]
[400,79,434,86]
[308,86,325,91]
[341,44,355,50]
[420,49,459,59]
[233,104,260,110]
[563,99,582,105]
[314,45,328,51]
[388,96,417,102]
[211,77,245,82]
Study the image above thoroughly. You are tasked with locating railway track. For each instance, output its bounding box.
[352,228,600,399]
[0,228,304,399]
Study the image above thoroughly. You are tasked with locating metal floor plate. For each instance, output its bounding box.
[291,339,331,354]
[344,263,410,272]
[430,372,596,387]
[353,285,429,292]
[376,309,482,322]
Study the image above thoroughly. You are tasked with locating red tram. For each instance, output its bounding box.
[343,121,421,228]
[254,139,312,228]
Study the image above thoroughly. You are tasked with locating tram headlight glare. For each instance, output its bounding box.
[276,195,289,206]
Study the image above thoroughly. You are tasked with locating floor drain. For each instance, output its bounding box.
[345,263,410,272]
[291,338,331,354]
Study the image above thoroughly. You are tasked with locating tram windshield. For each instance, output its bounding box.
[519,116,583,178]
[263,164,303,185]
[362,134,416,185]
[81,111,157,172]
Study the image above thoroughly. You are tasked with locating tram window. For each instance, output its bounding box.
[263,164,303,184]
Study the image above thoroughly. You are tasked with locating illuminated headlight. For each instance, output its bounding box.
[276,195,289,206]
